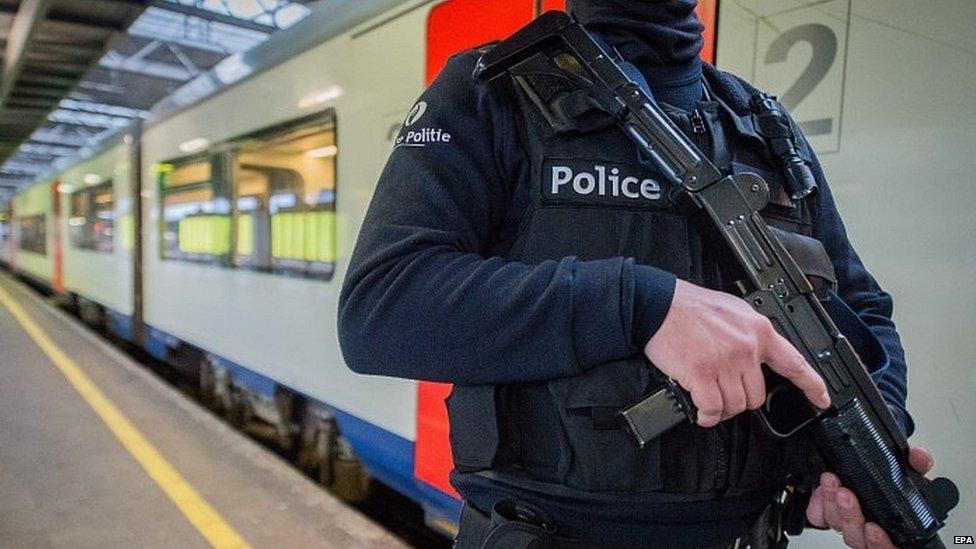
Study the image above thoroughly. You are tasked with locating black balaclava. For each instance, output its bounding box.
[566,0,704,67]
[566,0,705,110]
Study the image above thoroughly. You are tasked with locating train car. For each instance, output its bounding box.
[6,0,972,539]
[55,137,137,337]
[0,201,11,268]
[8,180,59,293]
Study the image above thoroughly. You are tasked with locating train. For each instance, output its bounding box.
[1,0,973,541]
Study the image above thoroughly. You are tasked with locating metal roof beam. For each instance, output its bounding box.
[10,84,65,98]
[18,72,74,87]
[43,11,133,34]
[19,141,76,156]
[4,96,59,109]
[30,125,103,145]
[95,0,151,8]
[22,59,88,75]
[126,24,234,56]
[31,40,104,58]
[0,106,48,124]
[59,98,147,118]
[0,135,81,150]
[38,19,122,40]
[0,162,47,174]
[0,0,52,108]
[27,137,80,149]
[21,128,88,148]
[34,120,109,134]
[99,51,192,81]
[47,108,132,128]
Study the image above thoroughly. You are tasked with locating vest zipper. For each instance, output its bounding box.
[712,426,731,492]
[690,109,707,135]
[689,109,713,170]
[692,106,732,492]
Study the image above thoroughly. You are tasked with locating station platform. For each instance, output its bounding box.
[0,273,407,549]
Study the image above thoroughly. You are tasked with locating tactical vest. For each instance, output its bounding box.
[447,61,844,500]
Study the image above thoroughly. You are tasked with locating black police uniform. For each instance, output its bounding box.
[338,6,912,548]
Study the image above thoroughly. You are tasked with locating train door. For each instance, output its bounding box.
[8,200,15,270]
[51,180,65,294]
[415,0,718,502]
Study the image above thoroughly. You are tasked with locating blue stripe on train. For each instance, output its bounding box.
[210,354,278,396]
[105,308,133,341]
[331,408,461,529]
[138,322,462,526]
[54,301,462,527]
[145,325,178,361]
[331,408,417,497]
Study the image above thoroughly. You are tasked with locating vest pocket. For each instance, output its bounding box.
[546,357,664,492]
[446,385,500,472]
[730,161,813,236]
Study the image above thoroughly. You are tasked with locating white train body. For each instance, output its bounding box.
[58,141,136,329]
[140,8,420,442]
[4,0,973,537]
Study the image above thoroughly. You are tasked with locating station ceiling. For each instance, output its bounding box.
[0,0,314,201]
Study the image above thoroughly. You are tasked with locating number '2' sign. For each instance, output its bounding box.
[718,0,851,153]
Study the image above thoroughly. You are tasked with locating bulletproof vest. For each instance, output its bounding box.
[447,61,824,498]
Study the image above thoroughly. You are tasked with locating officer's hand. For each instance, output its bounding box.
[806,445,934,549]
[644,279,831,427]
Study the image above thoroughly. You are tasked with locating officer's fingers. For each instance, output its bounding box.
[691,381,723,428]
[820,472,843,530]
[909,445,935,474]
[742,367,766,410]
[718,373,748,420]
[762,332,830,409]
[806,486,827,528]
[837,488,867,549]
[864,523,896,549]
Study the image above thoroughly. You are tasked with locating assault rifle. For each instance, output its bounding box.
[474,11,958,548]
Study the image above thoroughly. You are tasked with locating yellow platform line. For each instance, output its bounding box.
[0,284,250,549]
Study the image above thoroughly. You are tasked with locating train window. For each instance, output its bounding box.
[158,155,232,264]
[230,113,337,280]
[69,182,115,252]
[0,209,8,247]
[18,214,47,254]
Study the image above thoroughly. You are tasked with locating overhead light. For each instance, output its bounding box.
[298,85,343,109]
[215,53,251,85]
[83,173,103,185]
[306,145,338,158]
[179,137,210,154]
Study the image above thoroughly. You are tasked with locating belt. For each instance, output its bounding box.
[706,501,789,549]
[454,499,789,549]
[454,501,596,549]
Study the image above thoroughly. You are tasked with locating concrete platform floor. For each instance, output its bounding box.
[0,273,407,549]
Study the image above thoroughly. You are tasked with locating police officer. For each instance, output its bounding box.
[338,1,935,547]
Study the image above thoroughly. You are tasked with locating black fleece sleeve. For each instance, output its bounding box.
[805,150,914,436]
[337,51,676,386]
